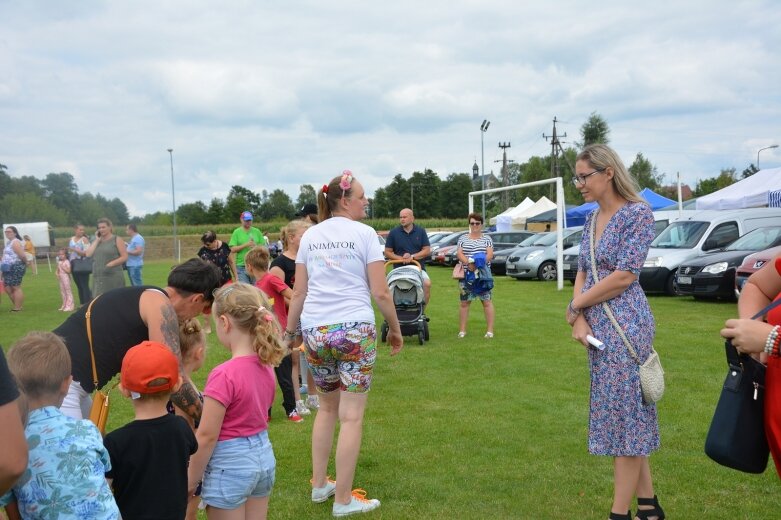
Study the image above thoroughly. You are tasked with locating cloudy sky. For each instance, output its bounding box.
[1,1,779,217]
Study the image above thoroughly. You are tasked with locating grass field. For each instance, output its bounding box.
[1,261,778,519]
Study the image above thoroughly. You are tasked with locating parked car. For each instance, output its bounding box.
[487,231,537,250]
[492,233,540,275]
[443,231,537,273]
[427,231,452,245]
[438,245,460,266]
[641,208,781,295]
[675,226,781,300]
[735,244,781,297]
[428,231,467,265]
[562,209,696,281]
[506,228,583,281]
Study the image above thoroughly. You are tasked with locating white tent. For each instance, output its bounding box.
[495,196,557,231]
[696,167,781,210]
[489,197,533,228]
[506,196,557,230]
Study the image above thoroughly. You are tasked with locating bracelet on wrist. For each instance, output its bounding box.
[765,325,781,356]
[568,300,581,315]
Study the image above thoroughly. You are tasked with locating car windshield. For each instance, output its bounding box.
[534,233,558,247]
[440,231,466,246]
[725,227,781,251]
[651,221,709,249]
[518,234,539,246]
[428,232,449,245]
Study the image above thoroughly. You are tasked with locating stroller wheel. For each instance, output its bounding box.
[381,322,388,342]
[423,320,430,341]
[418,328,425,345]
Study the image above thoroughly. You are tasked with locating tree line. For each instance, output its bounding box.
[0,113,759,226]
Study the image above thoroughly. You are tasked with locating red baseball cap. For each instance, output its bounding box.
[120,341,180,397]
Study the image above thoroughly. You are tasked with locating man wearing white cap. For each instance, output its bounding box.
[229,211,266,284]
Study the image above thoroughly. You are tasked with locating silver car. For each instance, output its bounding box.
[505,227,583,281]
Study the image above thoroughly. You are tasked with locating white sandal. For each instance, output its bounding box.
[484,332,494,338]
[457,331,466,338]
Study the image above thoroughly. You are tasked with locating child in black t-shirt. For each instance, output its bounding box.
[104,341,198,520]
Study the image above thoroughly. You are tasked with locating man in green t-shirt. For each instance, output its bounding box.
[229,211,266,283]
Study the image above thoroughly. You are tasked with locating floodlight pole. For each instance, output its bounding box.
[757,144,779,169]
[168,148,178,262]
[480,120,490,217]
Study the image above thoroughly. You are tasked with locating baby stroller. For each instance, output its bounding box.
[381,260,430,345]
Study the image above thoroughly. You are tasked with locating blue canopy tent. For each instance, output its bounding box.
[561,189,678,227]
[524,205,579,224]
[639,188,676,210]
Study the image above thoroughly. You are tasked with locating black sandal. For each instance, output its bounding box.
[609,512,631,520]
[635,495,665,520]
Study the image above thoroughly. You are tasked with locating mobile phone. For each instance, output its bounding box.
[586,335,605,350]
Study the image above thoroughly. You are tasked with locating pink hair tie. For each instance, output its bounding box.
[259,307,274,322]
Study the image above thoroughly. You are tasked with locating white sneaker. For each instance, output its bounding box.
[307,395,320,410]
[296,400,311,415]
[332,489,380,517]
[311,478,336,503]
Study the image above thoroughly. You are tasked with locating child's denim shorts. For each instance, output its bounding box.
[201,430,275,510]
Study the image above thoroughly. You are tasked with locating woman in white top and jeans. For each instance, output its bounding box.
[286,170,403,517]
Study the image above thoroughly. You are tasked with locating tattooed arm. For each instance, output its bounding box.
[139,290,203,423]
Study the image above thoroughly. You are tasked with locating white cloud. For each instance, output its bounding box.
[1,0,780,216]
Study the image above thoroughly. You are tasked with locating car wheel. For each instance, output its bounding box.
[665,271,682,296]
[538,261,556,281]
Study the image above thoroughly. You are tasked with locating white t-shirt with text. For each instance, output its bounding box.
[296,217,384,329]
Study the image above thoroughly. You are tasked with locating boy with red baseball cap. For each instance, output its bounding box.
[104,341,198,520]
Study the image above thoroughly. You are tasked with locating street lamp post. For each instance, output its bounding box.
[757,144,779,169]
[410,184,416,213]
[167,148,178,262]
[480,120,490,217]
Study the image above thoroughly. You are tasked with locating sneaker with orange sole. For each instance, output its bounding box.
[332,489,380,517]
[311,477,337,503]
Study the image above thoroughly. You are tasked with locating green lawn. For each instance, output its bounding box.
[2,260,777,519]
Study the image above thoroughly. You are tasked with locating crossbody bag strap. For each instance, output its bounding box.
[750,296,781,321]
[588,210,642,365]
[85,295,102,389]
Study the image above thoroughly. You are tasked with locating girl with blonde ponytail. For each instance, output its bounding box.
[187,283,286,519]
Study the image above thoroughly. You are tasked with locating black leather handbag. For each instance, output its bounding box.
[704,298,781,473]
[704,340,769,473]
[71,257,94,274]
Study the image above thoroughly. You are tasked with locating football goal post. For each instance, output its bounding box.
[468,177,567,290]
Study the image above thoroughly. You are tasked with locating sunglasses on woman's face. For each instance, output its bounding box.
[469,221,481,226]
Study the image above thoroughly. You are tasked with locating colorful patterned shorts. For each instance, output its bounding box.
[302,322,376,394]
[458,281,492,302]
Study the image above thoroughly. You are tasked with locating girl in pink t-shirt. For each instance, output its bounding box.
[187,283,287,519]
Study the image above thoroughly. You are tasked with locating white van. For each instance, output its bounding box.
[561,209,698,281]
[641,208,781,295]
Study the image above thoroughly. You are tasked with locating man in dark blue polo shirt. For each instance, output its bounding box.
[384,208,432,305]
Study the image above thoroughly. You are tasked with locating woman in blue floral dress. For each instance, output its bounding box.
[566,144,664,520]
